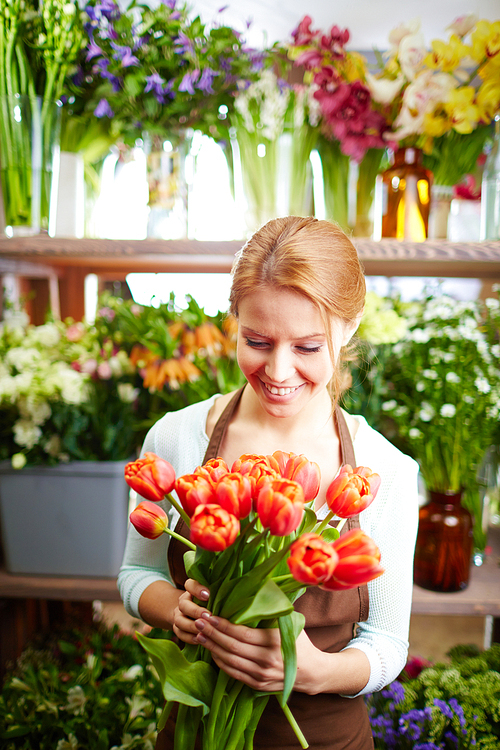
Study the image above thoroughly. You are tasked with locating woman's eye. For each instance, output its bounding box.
[297,345,322,354]
[245,338,268,348]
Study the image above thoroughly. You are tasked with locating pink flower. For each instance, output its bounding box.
[66,323,85,342]
[319,25,349,57]
[81,358,98,375]
[291,15,318,46]
[97,361,113,380]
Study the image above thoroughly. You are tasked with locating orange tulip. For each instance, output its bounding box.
[287,532,339,584]
[125,453,176,501]
[282,454,321,501]
[267,450,292,475]
[326,464,381,518]
[256,479,305,536]
[130,501,169,539]
[194,457,230,487]
[214,473,253,519]
[231,454,270,474]
[174,474,215,517]
[321,529,384,591]
[190,504,240,551]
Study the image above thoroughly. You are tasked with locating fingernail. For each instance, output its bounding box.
[208,616,219,627]
[200,611,211,620]
[195,619,205,631]
[196,633,207,644]
[200,589,210,600]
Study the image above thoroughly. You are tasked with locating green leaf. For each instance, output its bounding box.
[183,550,210,587]
[299,507,317,534]
[278,611,305,705]
[319,527,340,543]
[136,633,217,715]
[232,579,294,626]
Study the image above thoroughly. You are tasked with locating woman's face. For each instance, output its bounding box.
[236,286,349,419]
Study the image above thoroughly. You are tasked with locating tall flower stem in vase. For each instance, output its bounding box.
[354,148,385,237]
[285,87,318,217]
[316,135,350,231]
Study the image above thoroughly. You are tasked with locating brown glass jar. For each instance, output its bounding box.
[413,490,473,592]
[376,147,432,241]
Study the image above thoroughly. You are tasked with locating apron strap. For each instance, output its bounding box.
[202,386,246,463]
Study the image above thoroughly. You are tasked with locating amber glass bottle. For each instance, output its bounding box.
[376,147,432,241]
[413,490,473,592]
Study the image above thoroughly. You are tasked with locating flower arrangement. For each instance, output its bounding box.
[366,15,500,186]
[125,451,383,749]
[0,292,244,468]
[367,642,500,748]
[0,622,164,749]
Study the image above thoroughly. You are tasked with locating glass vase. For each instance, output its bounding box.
[316,135,350,232]
[0,95,61,236]
[353,148,385,237]
[480,112,500,240]
[413,489,474,592]
[145,132,191,240]
[374,147,432,241]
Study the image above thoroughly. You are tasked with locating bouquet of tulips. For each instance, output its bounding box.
[124,451,384,750]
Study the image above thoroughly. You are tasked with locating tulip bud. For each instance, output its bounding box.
[194,457,230,487]
[174,474,215,517]
[287,533,339,584]
[214,473,253,519]
[130,501,168,539]
[321,529,384,590]
[256,479,305,536]
[231,454,269,475]
[326,464,381,518]
[190,504,240,551]
[283,454,321,501]
[125,452,176,502]
[267,450,294,475]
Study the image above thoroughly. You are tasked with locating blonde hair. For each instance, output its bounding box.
[229,216,366,402]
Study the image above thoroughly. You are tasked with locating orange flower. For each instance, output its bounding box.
[190,504,240,551]
[256,479,305,536]
[195,457,230,487]
[174,474,215,517]
[130,344,157,368]
[267,450,292,474]
[125,452,176,501]
[130,500,169,539]
[282,454,321,501]
[321,529,384,591]
[287,532,339,584]
[231,454,270,474]
[214,473,253,519]
[326,464,381,518]
[195,323,226,355]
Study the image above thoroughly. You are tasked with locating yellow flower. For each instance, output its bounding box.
[423,36,467,72]
[476,79,500,121]
[470,19,500,63]
[423,108,451,137]
[444,87,480,133]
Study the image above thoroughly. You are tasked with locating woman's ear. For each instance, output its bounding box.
[342,308,364,346]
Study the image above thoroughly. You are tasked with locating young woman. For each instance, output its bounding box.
[118,216,419,749]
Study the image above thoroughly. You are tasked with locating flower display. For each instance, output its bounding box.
[124,451,383,749]
[0,292,245,468]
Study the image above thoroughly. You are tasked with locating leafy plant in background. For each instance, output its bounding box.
[366,643,500,749]
[0,623,163,750]
[0,292,245,468]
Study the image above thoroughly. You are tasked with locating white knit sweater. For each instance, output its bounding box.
[118,395,419,696]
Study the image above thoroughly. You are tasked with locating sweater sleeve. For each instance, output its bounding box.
[117,397,215,618]
[342,418,420,696]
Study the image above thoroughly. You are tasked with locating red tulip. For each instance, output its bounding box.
[130,501,168,539]
[214,473,253,519]
[194,457,230,487]
[125,452,176,501]
[190,504,240,551]
[321,529,384,591]
[267,450,293,475]
[231,454,270,475]
[283,454,321,501]
[248,462,280,499]
[174,474,215,517]
[287,532,339,584]
[256,479,305,536]
[326,464,381,518]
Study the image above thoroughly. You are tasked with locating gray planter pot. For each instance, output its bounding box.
[0,460,130,577]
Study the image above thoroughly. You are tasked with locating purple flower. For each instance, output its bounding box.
[179,70,200,95]
[144,72,168,103]
[96,0,119,21]
[94,99,114,118]
[197,67,218,94]
[86,39,104,61]
[110,42,139,67]
[448,698,466,728]
[174,31,194,55]
[434,699,453,720]
[162,0,177,7]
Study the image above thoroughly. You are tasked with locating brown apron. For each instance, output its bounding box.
[157,388,374,750]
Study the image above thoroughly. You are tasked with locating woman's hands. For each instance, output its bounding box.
[172,579,323,694]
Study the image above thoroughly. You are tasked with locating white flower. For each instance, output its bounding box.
[485,297,500,311]
[422,369,438,380]
[64,686,87,715]
[13,419,42,449]
[365,72,405,105]
[56,734,78,750]
[121,664,143,680]
[463,394,475,404]
[118,383,140,403]
[409,428,422,439]
[28,323,61,348]
[11,452,27,469]
[5,347,41,369]
[382,399,397,411]
[419,405,434,422]
[445,372,461,384]
[442,351,456,363]
[55,367,89,404]
[416,382,425,392]
[388,17,421,48]
[411,328,431,344]
[440,404,456,418]
[397,30,427,80]
[126,694,152,719]
[394,405,408,417]
[26,399,51,425]
[475,377,491,394]
[447,13,478,36]
[491,344,500,358]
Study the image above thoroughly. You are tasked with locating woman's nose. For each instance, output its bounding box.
[264,348,294,383]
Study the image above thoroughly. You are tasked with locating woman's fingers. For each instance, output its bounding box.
[172,580,211,644]
[184,578,210,602]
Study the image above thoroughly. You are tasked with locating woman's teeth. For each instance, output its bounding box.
[264,383,299,396]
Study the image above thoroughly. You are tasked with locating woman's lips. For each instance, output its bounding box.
[262,382,301,396]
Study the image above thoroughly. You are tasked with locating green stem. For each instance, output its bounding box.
[165,491,191,526]
[163,527,196,551]
[280,702,309,749]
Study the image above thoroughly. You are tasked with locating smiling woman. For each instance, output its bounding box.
[118,215,420,750]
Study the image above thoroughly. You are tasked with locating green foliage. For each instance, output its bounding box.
[0,623,163,750]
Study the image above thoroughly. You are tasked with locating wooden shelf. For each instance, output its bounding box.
[0,567,121,602]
